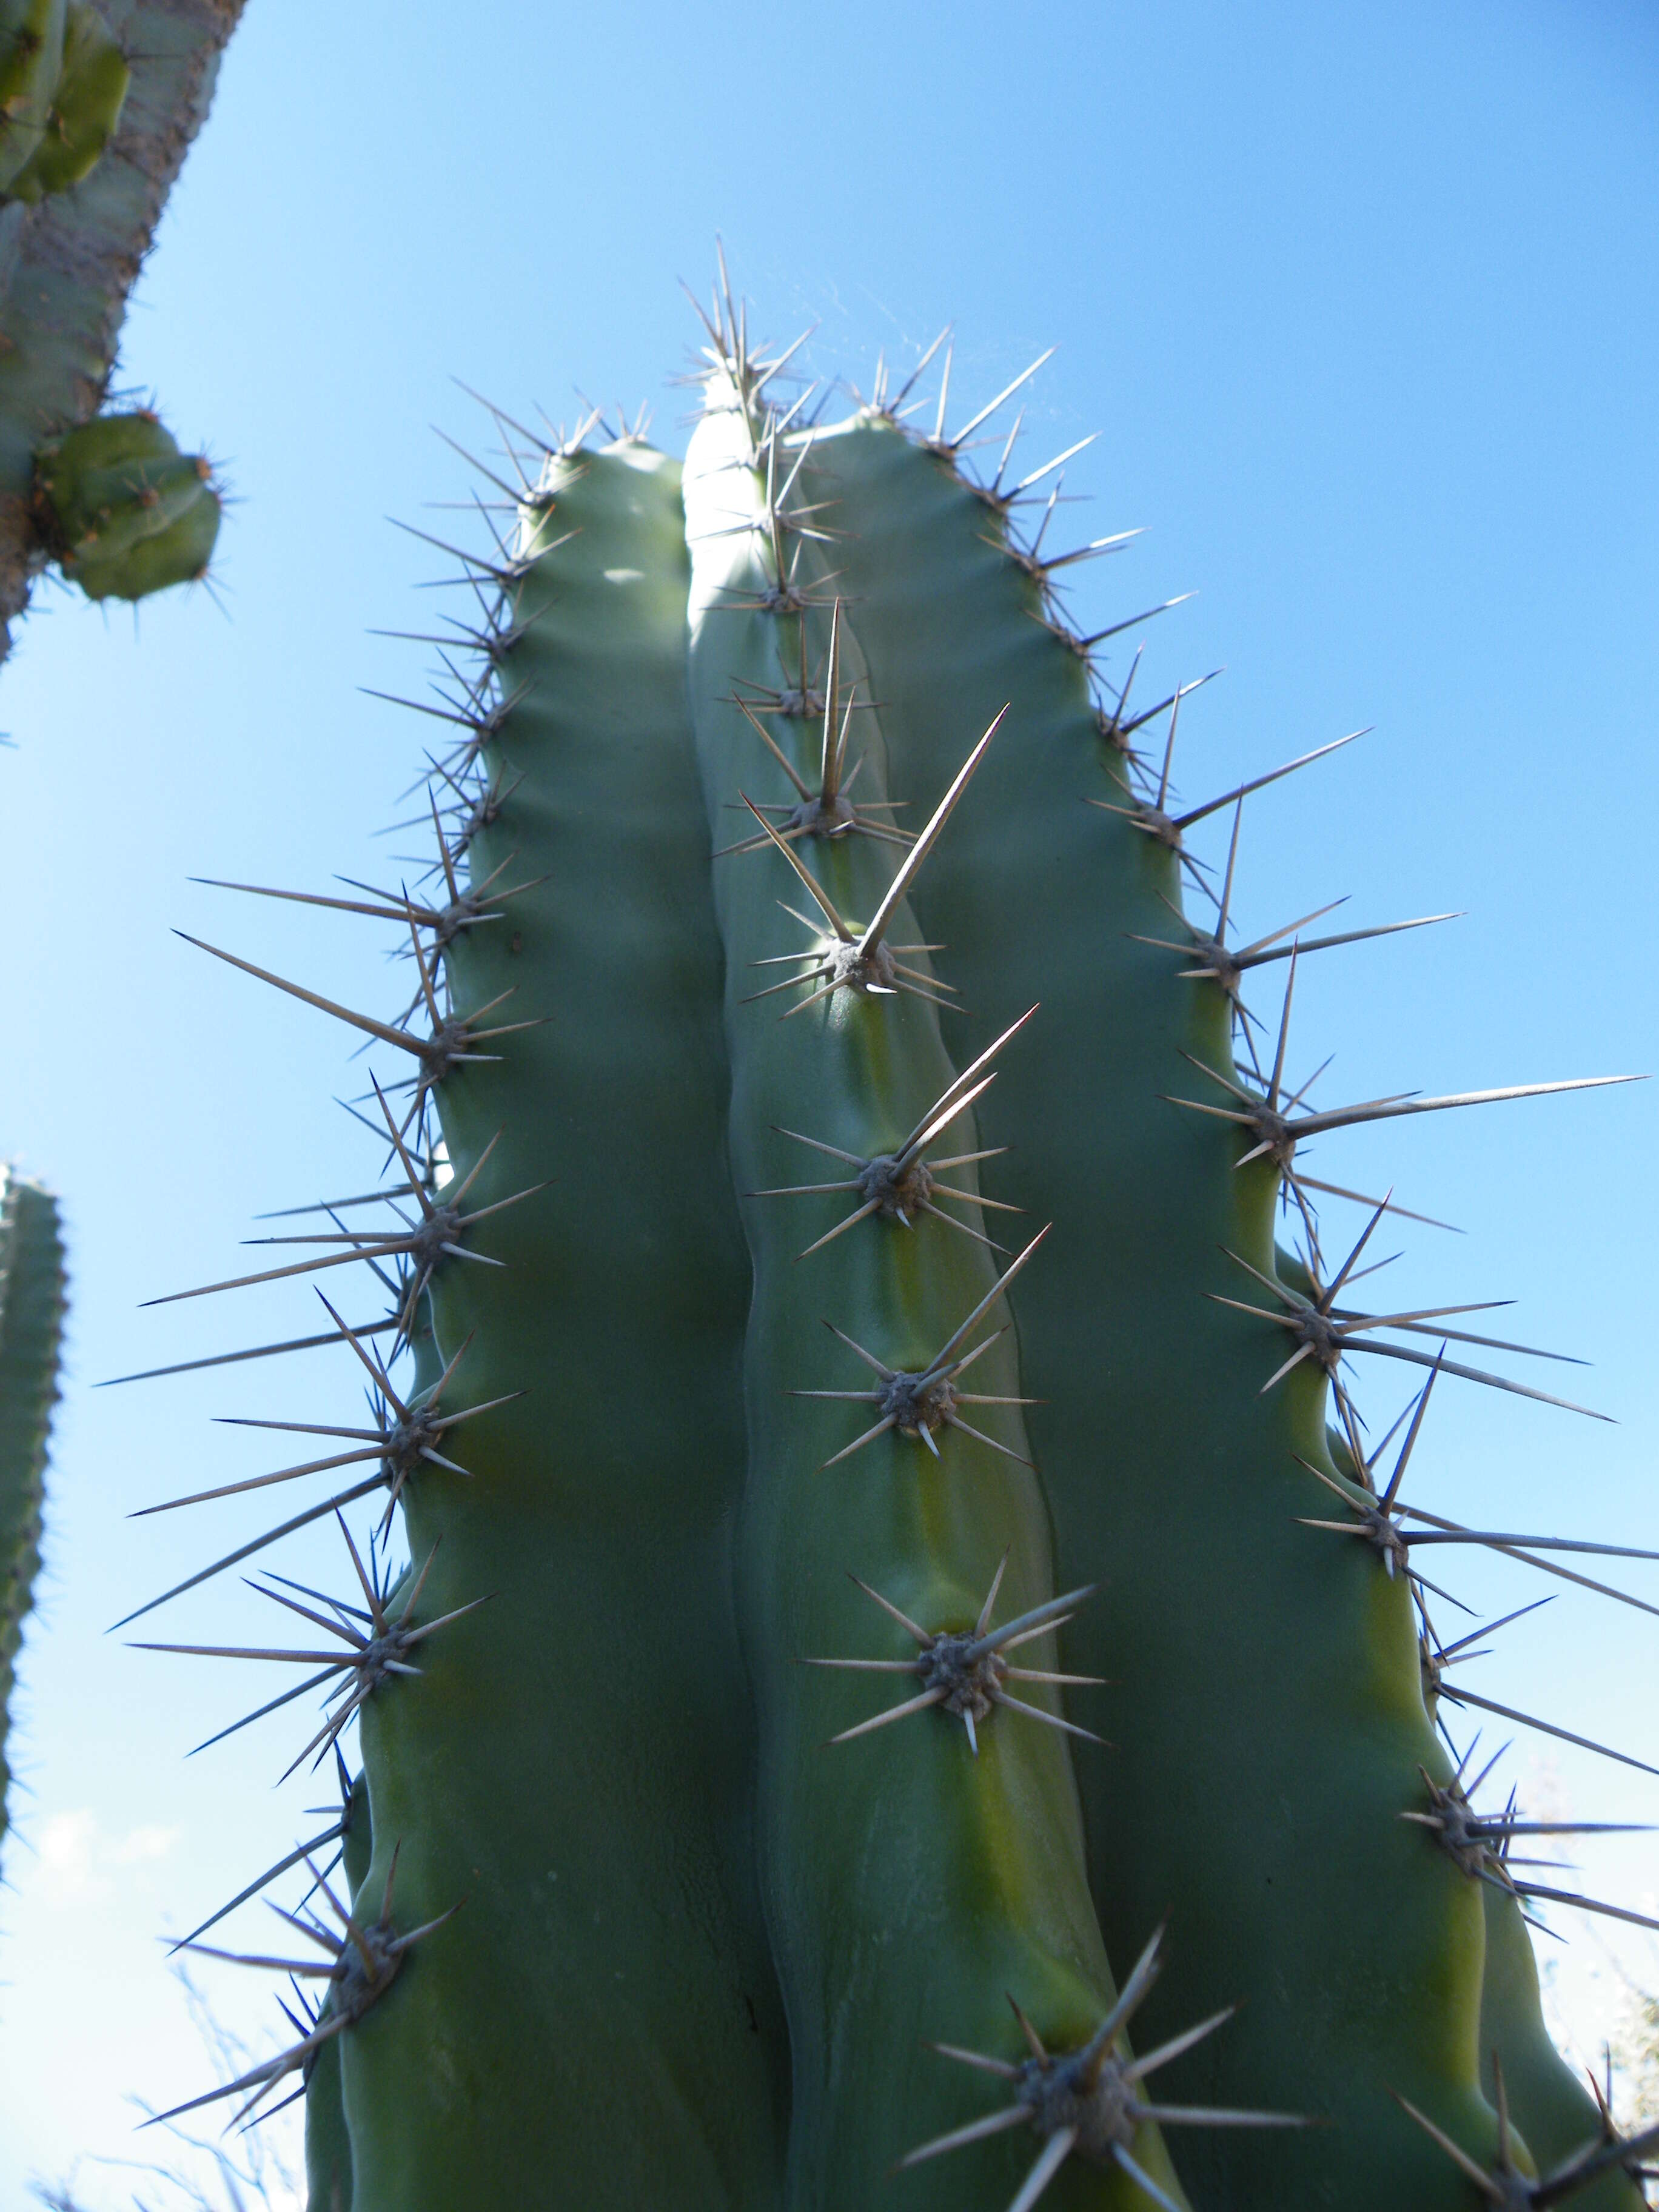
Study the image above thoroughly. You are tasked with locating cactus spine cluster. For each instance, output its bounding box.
[0,1167,65,1850]
[126,283,1657,2212]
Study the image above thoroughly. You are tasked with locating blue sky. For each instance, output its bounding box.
[2,0,1658,2200]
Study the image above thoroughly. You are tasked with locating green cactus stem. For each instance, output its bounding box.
[0,0,241,649]
[122,290,1656,2212]
[190,439,791,2210]
[678,346,1216,2212]
[0,1165,65,1849]
[802,386,1646,2210]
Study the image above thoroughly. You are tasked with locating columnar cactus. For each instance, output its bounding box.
[0,1167,65,1849]
[127,282,1657,2212]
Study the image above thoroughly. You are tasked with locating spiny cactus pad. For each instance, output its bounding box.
[124,281,1655,2212]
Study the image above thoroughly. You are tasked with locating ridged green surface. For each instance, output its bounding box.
[681,370,1188,2212]
[796,410,1634,2208]
[338,443,788,2212]
[800,407,1637,2203]
[0,1168,65,1846]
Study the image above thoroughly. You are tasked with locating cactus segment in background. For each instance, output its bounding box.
[0,1167,65,1849]
[0,0,72,196]
[0,0,242,651]
[32,406,219,597]
[122,282,1655,2212]
[0,0,129,204]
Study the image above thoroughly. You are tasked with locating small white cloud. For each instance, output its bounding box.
[110,1823,179,1866]
[39,1808,104,1902]
[35,1809,180,1904]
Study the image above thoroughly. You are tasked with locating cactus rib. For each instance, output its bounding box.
[803,377,1641,2205]
[682,319,1193,2212]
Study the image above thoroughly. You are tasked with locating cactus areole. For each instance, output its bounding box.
[127,280,1655,2212]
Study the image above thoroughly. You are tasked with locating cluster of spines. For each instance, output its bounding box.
[106,266,1658,2212]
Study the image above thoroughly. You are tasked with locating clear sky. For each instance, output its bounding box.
[2,0,1658,2202]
